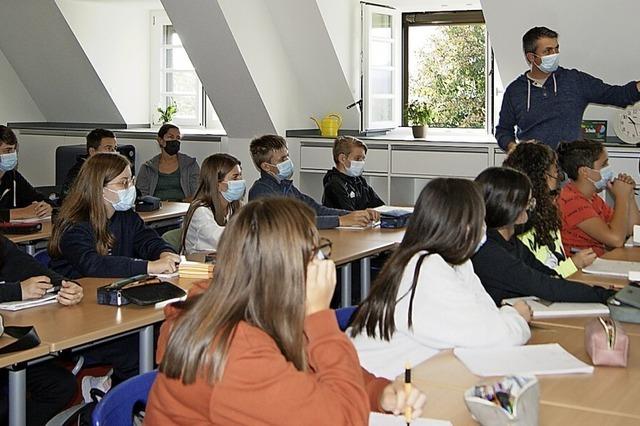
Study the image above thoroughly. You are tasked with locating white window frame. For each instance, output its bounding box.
[361,3,401,131]
[150,11,202,127]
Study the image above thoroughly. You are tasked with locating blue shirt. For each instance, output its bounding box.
[248,171,349,229]
[495,67,640,150]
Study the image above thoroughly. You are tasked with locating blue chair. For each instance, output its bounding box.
[92,370,158,426]
[335,306,357,331]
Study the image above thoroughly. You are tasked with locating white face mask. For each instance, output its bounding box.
[0,151,17,172]
[104,185,137,211]
[533,52,560,73]
[345,160,365,177]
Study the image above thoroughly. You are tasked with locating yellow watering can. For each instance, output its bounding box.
[311,113,342,138]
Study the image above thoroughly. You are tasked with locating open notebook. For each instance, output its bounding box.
[502,296,609,319]
[0,293,57,311]
[369,413,451,425]
[582,258,640,278]
[454,344,594,377]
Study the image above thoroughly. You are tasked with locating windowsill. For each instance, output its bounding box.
[288,127,497,144]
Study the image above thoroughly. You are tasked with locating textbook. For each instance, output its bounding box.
[369,413,452,425]
[582,258,640,278]
[502,296,609,319]
[0,294,57,311]
[454,344,594,377]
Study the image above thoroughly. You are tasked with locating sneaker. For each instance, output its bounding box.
[81,369,113,403]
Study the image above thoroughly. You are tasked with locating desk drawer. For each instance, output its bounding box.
[391,147,489,177]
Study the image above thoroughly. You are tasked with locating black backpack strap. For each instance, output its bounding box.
[0,325,41,354]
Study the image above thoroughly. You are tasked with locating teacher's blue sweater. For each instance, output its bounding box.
[49,210,175,279]
[248,171,350,229]
[495,67,640,150]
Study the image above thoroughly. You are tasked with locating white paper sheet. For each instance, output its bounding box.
[582,258,640,278]
[502,296,609,319]
[0,294,57,311]
[369,412,452,425]
[454,344,594,376]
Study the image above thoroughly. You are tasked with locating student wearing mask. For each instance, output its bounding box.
[136,124,200,201]
[495,26,640,152]
[0,235,83,425]
[49,153,180,279]
[181,153,244,254]
[322,136,385,210]
[0,125,52,221]
[503,142,596,277]
[248,134,378,229]
[471,167,614,305]
[61,128,118,197]
[349,178,532,379]
[557,139,640,256]
[147,198,427,425]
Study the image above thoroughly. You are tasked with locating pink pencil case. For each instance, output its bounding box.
[584,317,629,367]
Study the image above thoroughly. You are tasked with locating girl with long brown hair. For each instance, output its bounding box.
[349,178,532,379]
[49,153,179,278]
[503,141,596,277]
[146,197,426,425]
[180,153,244,254]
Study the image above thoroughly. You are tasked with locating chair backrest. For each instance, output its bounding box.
[162,228,182,253]
[335,306,357,331]
[55,144,137,188]
[92,370,157,426]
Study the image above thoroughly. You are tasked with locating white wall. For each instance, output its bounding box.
[482,0,640,135]
[0,49,44,123]
[56,0,160,124]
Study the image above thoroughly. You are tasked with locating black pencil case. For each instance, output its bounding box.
[97,281,186,307]
[0,222,43,234]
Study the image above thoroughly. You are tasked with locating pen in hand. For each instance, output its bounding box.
[404,362,412,426]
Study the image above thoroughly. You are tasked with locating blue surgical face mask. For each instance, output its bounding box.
[275,158,294,180]
[474,226,487,254]
[221,179,246,202]
[346,160,365,177]
[589,166,614,192]
[0,152,18,172]
[104,185,137,211]
[534,52,559,73]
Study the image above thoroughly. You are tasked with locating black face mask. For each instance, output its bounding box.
[164,140,180,156]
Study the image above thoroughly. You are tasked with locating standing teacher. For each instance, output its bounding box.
[495,26,640,152]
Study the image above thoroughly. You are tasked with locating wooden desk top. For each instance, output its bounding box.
[569,246,640,289]
[410,325,640,420]
[6,202,189,245]
[319,228,402,266]
[0,277,200,352]
[137,201,189,223]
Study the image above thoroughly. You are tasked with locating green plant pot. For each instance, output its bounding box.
[411,125,426,139]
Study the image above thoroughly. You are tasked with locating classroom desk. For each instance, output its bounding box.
[4,202,190,253]
[569,246,640,289]
[1,275,199,426]
[319,227,404,306]
[410,324,640,423]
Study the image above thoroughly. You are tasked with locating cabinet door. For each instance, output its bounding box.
[392,146,489,178]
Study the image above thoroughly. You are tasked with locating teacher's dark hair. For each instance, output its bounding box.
[349,178,485,341]
[557,139,604,181]
[475,167,531,229]
[522,26,558,54]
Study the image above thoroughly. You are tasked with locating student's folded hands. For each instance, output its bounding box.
[366,208,381,222]
[57,280,83,306]
[33,201,52,218]
[148,252,182,274]
[20,275,53,299]
[380,380,427,419]
[339,210,373,227]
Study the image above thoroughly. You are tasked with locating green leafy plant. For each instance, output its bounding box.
[405,100,434,126]
[157,101,178,124]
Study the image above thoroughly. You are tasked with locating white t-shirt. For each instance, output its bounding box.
[183,206,225,254]
[349,252,531,379]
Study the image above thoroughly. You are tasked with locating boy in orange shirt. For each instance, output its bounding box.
[557,139,640,256]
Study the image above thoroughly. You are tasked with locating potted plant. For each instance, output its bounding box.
[156,100,178,124]
[406,100,434,139]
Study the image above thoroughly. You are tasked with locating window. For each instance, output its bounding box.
[361,4,401,131]
[402,11,493,132]
[150,12,223,130]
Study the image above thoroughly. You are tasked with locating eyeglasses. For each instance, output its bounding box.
[526,197,537,211]
[105,176,136,189]
[314,237,333,260]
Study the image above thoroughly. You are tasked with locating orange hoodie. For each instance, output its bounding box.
[146,281,389,425]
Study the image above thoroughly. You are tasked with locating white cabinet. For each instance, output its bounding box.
[300,143,388,173]
[391,146,489,178]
